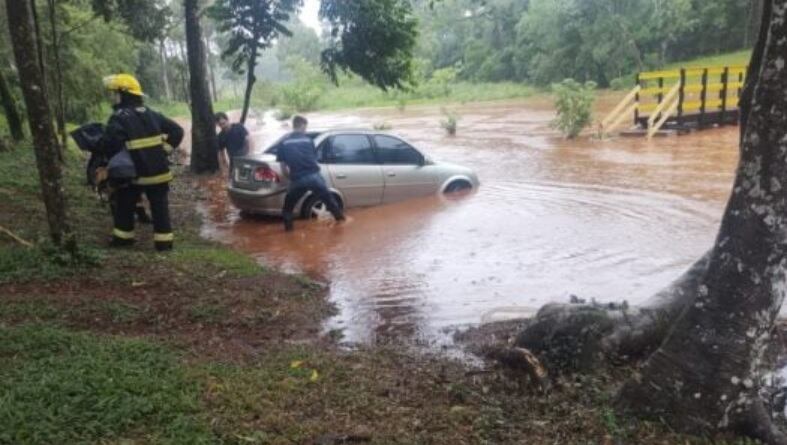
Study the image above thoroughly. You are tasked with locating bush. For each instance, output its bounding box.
[440,108,459,136]
[551,79,597,139]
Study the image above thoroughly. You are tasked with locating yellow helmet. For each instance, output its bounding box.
[103,73,144,96]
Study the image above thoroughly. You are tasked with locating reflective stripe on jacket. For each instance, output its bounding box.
[104,105,184,185]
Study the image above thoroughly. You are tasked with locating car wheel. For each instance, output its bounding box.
[301,194,343,220]
[444,180,473,194]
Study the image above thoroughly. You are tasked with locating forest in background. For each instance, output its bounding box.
[0,0,761,134]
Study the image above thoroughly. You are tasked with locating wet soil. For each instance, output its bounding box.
[200,98,739,346]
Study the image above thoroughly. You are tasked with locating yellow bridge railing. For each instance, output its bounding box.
[600,65,747,139]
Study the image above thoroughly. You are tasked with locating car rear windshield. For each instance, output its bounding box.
[265,131,322,155]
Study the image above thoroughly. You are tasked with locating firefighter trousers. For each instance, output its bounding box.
[112,183,173,250]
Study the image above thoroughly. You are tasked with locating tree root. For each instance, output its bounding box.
[736,400,787,445]
[0,223,33,247]
[512,251,711,373]
[486,346,550,392]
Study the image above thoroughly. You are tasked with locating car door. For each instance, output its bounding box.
[322,134,384,207]
[374,135,439,204]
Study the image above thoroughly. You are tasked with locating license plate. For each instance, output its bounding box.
[237,165,252,181]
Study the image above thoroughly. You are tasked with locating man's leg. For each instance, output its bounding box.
[282,181,308,231]
[312,176,345,221]
[110,184,139,246]
[145,183,174,251]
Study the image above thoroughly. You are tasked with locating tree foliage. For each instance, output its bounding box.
[320,0,418,90]
[89,0,171,42]
[415,0,756,86]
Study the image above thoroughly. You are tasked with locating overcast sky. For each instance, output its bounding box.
[299,0,321,34]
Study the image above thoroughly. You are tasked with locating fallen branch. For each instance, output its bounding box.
[0,224,33,247]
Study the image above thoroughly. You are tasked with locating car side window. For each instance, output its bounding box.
[316,139,329,162]
[325,135,376,164]
[374,135,424,165]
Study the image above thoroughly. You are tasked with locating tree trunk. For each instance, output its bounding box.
[184,0,218,174]
[510,1,787,442]
[0,66,25,141]
[46,0,67,152]
[6,0,70,246]
[240,40,258,125]
[159,38,172,101]
[617,1,787,442]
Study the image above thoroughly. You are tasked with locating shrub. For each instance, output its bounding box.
[440,108,459,136]
[551,79,597,139]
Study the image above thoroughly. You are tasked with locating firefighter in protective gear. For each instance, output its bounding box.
[103,74,184,251]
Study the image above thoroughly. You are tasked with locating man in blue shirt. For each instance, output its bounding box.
[215,112,250,175]
[277,115,345,231]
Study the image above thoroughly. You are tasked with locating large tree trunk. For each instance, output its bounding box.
[512,1,787,442]
[184,0,218,174]
[6,0,70,246]
[0,66,24,141]
[240,40,258,125]
[617,2,787,442]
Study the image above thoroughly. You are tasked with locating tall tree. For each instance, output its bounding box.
[6,0,70,246]
[208,0,302,124]
[185,0,219,173]
[514,1,787,442]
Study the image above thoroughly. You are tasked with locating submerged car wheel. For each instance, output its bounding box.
[444,180,473,194]
[301,194,343,220]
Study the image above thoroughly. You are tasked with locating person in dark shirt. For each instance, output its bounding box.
[215,112,250,175]
[277,115,344,231]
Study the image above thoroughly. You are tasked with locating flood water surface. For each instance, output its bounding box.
[200,100,739,345]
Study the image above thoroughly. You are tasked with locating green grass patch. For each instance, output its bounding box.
[168,242,263,278]
[0,245,103,284]
[0,300,62,321]
[0,325,213,445]
[665,50,752,69]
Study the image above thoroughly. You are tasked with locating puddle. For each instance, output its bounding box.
[199,99,740,345]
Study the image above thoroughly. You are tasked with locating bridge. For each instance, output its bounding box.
[601,65,747,139]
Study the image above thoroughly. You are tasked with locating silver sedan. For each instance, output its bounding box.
[228,130,480,218]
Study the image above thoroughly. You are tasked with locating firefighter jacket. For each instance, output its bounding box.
[103,104,184,185]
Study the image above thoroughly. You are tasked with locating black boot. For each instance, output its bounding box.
[283,214,294,232]
[155,241,173,252]
[109,236,135,248]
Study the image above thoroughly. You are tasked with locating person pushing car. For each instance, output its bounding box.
[277,115,345,231]
[102,74,184,251]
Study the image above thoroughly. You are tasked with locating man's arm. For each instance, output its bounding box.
[102,114,127,158]
[276,144,290,179]
[156,112,184,148]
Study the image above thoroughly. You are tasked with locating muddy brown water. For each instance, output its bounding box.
[198,98,740,346]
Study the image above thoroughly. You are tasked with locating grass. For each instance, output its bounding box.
[314,81,536,111]
[0,325,212,445]
[150,81,537,120]
[665,49,752,69]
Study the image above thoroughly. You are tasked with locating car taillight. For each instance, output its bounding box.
[253,165,280,183]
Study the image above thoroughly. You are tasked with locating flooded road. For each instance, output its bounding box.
[200,98,739,345]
